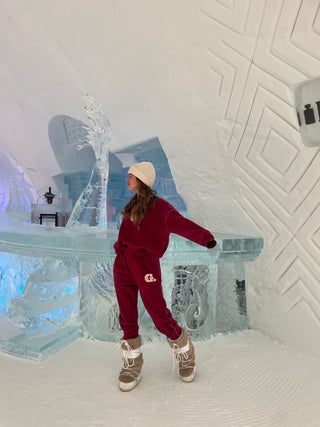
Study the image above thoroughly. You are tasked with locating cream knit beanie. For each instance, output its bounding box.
[128,162,156,188]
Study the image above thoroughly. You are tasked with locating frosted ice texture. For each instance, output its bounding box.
[7,260,79,334]
[0,253,42,314]
[80,259,121,341]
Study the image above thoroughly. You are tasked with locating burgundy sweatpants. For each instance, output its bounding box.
[113,249,182,341]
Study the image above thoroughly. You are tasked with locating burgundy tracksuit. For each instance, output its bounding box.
[113,198,216,341]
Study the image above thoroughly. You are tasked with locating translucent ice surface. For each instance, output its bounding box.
[0,212,263,359]
[0,253,42,313]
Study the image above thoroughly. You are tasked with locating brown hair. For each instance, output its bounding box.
[121,179,157,227]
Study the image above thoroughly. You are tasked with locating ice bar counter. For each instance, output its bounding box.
[0,213,263,360]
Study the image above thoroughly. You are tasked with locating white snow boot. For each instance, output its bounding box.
[118,335,143,391]
[168,328,196,382]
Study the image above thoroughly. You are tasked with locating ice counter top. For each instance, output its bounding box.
[0,214,264,263]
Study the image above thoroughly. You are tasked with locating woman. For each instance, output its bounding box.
[113,161,216,391]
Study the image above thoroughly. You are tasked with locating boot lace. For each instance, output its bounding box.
[120,340,140,369]
[172,342,191,373]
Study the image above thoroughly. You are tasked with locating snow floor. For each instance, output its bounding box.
[1,329,320,427]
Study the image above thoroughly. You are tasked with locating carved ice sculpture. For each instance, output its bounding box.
[66,94,112,228]
[80,259,121,341]
[171,265,210,332]
[8,260,79,334]
[6,94,112,347]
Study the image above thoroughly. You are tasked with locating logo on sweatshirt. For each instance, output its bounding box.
[144,273,157,283]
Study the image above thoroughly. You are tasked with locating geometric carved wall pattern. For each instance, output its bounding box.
[202,0,320,326]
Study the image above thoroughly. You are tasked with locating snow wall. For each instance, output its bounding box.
[0,0,319,358]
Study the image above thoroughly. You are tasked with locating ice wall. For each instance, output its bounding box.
[0,0,320,357]
[0,151,36,213]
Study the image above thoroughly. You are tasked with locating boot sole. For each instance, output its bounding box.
[180,366,196,382]
[119,373,142,392]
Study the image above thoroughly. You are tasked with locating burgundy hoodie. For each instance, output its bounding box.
[114,198,216,258]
